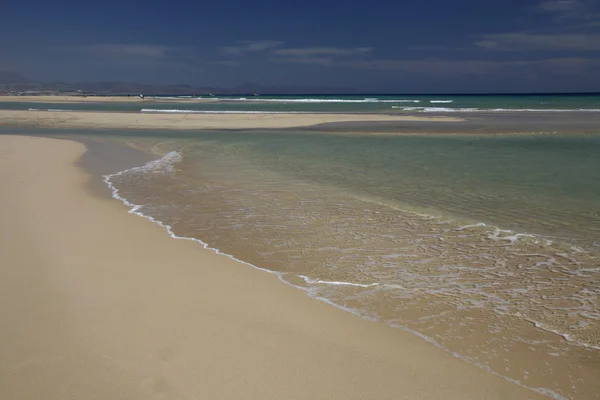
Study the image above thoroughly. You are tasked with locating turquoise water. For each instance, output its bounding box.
[2,93,600,113]
[187,132,600,243]
[99,130,600,399]
[3,126,600,399]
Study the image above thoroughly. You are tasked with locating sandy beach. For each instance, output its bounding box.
[0,109,461,130]
[0,134,543,399]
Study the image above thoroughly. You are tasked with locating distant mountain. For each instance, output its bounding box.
[72,81,222,95]
[72,81,358,95]
[233,82,358,95]
[0,72,357,95]
[0,71,31,84]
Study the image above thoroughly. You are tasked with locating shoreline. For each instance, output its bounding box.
[104,149,577,399]
[0,134,544,399]
[0,95,221,103]
[0,109,462,130]
[3,109,600,136]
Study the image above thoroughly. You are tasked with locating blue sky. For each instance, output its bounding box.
[2,0,600,92]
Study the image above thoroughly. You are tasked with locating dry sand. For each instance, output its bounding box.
[0,135,543,400]
[0,109,461,130]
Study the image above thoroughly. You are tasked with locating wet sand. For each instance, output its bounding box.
[0,135,544,399]
[102,129,599,400]
[305,112,600,135]
[0,110,461,130]
[3,109,600,136]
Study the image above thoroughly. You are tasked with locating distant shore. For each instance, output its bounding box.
[0,95,220,103]
[0,109,462,130]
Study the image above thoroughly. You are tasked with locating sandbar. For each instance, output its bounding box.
[0,109,461,130]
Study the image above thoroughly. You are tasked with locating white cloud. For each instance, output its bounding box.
[536,0,584,13]
[63,44,176,60]
[347,57,600,76]
[534,0,600,22]
[205,60,240,67]
[274,47,372,57]
[273,56,334,66]
[220,41,283,55]
[272,47,372,66]
[475,33,600,51]
[55,44,203,71]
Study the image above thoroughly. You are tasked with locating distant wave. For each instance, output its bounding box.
[214,97,422,103]
[28,108,72,112]
[430,100,454,103]
[392,106,600,112]
[149,96,193,100]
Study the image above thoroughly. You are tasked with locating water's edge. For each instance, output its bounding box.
[102,150,567,400]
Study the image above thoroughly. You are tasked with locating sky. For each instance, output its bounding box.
[1,0,600,92]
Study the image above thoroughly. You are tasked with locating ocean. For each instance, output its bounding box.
[2,93,600,113]
[2,94,600,399]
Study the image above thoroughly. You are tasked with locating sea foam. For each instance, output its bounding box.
[212,97,421,103]
[392,106,600,112]
[28,108,72,112]
[102,152,581,400]
[103,151,305,283]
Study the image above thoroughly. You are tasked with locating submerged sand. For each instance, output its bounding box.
[0,109,461,130]
[0,134,542,399]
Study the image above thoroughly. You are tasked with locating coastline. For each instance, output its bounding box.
[4,109,600,136]
[0,95,221,103]
[0,134,544,399]
[0,110,462,130]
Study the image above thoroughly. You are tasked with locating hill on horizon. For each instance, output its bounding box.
[0,71,357,95]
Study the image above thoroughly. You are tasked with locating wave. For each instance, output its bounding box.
[149,96,193,100]
[128,150,182,174]
[430,100,454,103]
[527,318,600,352]
[28,108,72,112]
[103,151,290,278]
[298,275,380,288]
[143,106,600,114]
[103,153,579,400]
[212,97,421,103]
[392,106,600,112]
[392,107,475,112]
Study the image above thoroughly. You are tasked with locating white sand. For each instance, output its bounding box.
[0,109,461,130]
[0,135,542,400]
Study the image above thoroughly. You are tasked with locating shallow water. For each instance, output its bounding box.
[104,131,600,400]
[3,126,599,399]
[2,93,600,113]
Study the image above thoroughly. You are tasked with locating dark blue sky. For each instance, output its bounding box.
[2,0,600,92]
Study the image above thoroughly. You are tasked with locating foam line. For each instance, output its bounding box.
[102,152,570,400]
[212,98,422,103]
[392,106,600,112]
[298,275,380,288]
